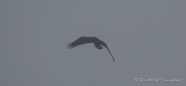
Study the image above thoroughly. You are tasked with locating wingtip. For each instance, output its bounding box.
[66,43,72,49]
[112,58,115,62]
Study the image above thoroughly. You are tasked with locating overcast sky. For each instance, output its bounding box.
[0,0,186,86]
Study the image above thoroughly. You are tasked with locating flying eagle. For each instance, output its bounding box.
[67,36,115,62]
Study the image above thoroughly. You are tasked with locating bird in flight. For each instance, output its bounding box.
[67,36,115,62]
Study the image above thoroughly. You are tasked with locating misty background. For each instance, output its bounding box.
[0,0,185,86]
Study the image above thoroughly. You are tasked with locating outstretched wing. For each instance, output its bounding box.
[67,36,91,49]
[97,38,115,62]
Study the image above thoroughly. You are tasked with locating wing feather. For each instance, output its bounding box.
[67,36,92,49]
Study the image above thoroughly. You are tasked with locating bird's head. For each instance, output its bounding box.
[94,44,103,50]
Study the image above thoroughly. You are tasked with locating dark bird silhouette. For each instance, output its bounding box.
[67,36,115,62]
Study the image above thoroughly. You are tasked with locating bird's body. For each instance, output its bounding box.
[67,36,115,62]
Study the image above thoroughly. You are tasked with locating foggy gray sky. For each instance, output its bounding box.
[0,0,186,86]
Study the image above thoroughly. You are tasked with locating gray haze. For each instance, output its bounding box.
[0,0,185,86]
